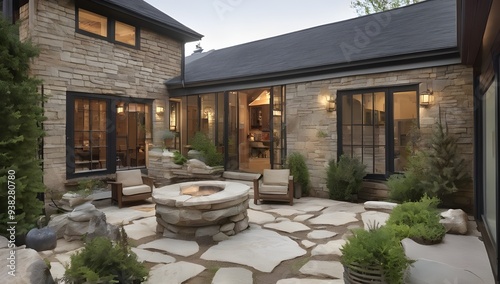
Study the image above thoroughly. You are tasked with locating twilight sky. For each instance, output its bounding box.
[144,0,358,55]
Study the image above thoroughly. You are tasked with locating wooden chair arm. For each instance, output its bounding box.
[108,181,122,185]
[142,176,154,188]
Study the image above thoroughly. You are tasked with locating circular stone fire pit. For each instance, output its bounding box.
[153,181,250,240]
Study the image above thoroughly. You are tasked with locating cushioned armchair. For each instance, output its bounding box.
[109,169,154,208]
[253,169,294,206]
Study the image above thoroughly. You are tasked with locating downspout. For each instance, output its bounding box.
[181,43,186,88]
[2,0,13,23]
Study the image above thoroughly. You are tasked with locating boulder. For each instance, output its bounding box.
[440,209,468,235]
[25,227,57,252]
[47,214,70,239]
[68,203,103,222]
[0,235,8,249]
[86,214,109,240]
[0,247,54,284]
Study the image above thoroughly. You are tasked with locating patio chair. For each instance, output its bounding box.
[109,169,154,208]
[253,169,294,206]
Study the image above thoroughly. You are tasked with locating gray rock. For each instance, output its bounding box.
[47,214,70,239]
[364,201,398,210]
[68,204,104,222]
[25,227,57,252]
[213,232,230,242]
[86,214,109,240]
[440,209,468,235]
[0,236,8,249]
[234,217,249,233]
[64,221,89,241]
[0,247,55,284]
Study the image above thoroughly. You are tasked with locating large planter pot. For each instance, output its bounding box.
[343,263,387,284]
[294,182,302,199]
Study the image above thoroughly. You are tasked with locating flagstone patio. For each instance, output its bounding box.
[41,192,495,284]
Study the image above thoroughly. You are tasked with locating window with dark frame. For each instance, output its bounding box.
[338,86,418,177]
[76,8,139,48]
[67,93,152,178]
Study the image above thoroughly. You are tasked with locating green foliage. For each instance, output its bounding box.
[316,130,328,138]
[172,150,187,165]
[286,152,310,196]
[351,0,422,15]
[386,196,446,244]
[75,179,105,197]
[0,16,45,237]
[341,226,413,284]
[327,155,367,201]
[388,121,470,202]
[423,122,469,198]
[387,152,427,202]
[63,227,148,284]
[190,132,223,167]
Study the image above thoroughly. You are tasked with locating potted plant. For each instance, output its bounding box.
[326,154,366,202]
[285,152,310,198]
[341,226,413,284]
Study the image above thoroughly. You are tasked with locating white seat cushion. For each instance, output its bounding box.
[122,184,151,196]
[223,171,261,181]
[263,169,290,186]
[117,169,143,187]
[259,184,288,195]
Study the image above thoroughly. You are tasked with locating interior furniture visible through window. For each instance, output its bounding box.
[67,92,152,178]
[338,85,418,177]
[76,7,139,48]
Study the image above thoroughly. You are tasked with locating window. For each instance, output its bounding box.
[338,86,418,176]
[115,21,136,46]
[73,98,108,173]
[67,93,152,178]
[76,8,139,48]
[78,9,107,37]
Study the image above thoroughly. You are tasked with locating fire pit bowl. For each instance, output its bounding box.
[153,181,250,240]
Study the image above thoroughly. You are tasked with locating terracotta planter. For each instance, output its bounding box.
[343,263,387,284]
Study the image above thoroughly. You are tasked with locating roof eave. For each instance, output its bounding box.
[167,47,459,91]
[89,0,203,42]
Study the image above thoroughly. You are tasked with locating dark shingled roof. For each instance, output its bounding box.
[94,0,202,42]
[171,0,456,85]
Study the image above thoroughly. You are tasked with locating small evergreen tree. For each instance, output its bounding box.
[0,16,45,237]
[423,122,469,198]
[286,152,311,196]
[327,155,367,201]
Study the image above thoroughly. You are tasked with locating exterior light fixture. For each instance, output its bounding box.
[327,94,336,112]
[117,105,124,114]
[420,90,434,107]
[203,107,213,119]
[156,106,164,116]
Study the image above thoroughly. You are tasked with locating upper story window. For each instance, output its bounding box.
[78,9,107,37]
[76,8,139,48]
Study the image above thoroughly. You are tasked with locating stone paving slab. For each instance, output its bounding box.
[54,248,84,266]
[201,225,306,272]
[406,259,485,284]
[322,202,366,214]
[138,238,199,257]
[146,261,205,284]
[308,212,358,226]
[265,208,306,216]
[311,239,347,256]
[247,209,276,224]
[131,247,176,264]
[299,260,344,279]
[277,279,344,284]
[307,230,338,240]
[301,240,316,249]
[49,261,66,282]
[212,267,253,284]
[124,222,157,241]
[53,239,84,254]
[293,214,315,222]
[361,211,390,230]
[264,221,311,233]
[100,206,154,225]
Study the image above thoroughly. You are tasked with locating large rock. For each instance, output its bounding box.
[25,227,57,252]
[440,209,468,235]
[0,247,54,284]
[364,201,398,211]
[47,214,70,239]
[68,203,104,222]
[86,214,109,240]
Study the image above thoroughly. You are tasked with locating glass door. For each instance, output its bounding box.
[226,91,239,170]
[271,86,285,168]
[484,81,498,245]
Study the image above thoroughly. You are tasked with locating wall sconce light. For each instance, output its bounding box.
[156,106,164,116]
[117,105,124,114]
[420,90,434,107]
[326,94,336,112]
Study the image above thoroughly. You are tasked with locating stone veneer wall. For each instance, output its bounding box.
[18,0,182,192]
[286,64,474,210]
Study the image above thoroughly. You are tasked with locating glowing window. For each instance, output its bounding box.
[78,9,107,37]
